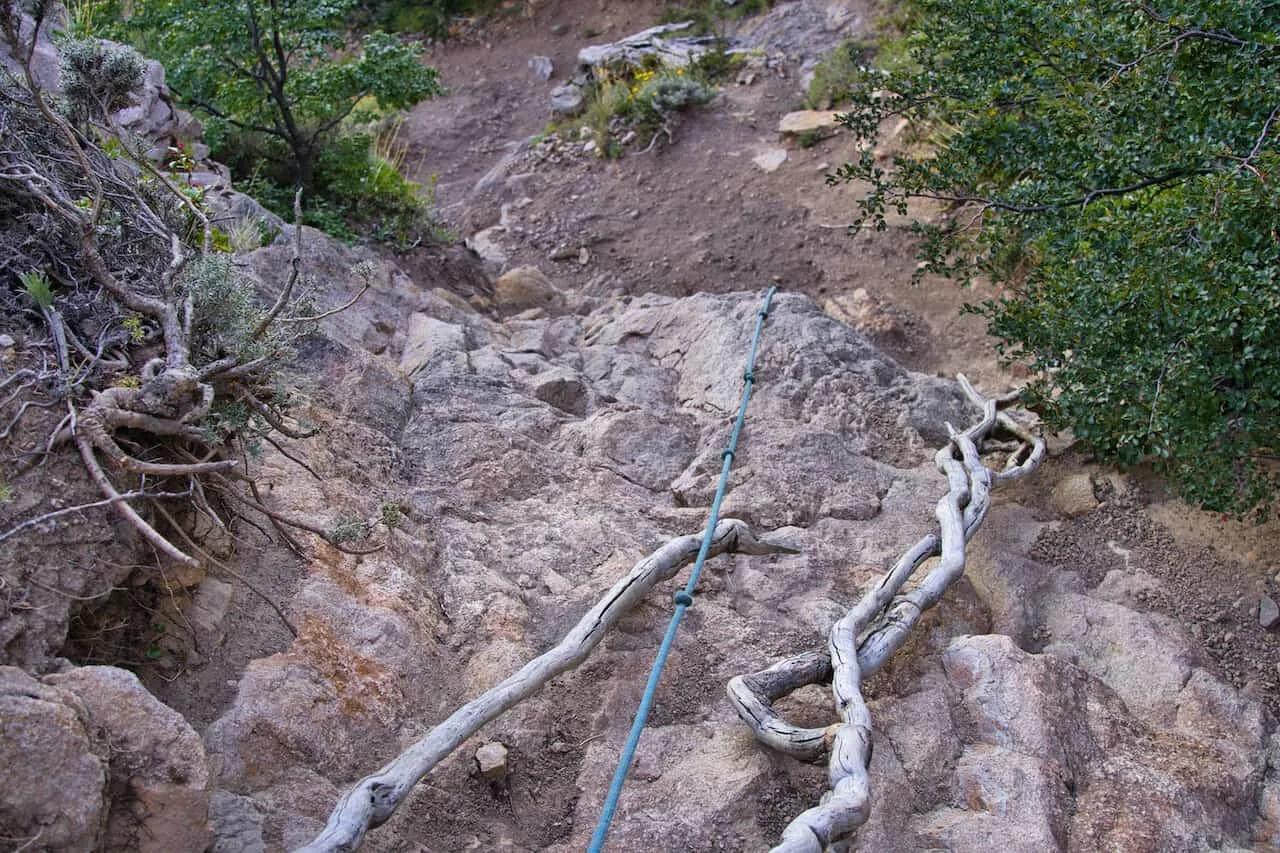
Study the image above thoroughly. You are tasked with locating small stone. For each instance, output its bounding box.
[529,55,553,81]
[550,83,585,117]
[752,148,787,173]
[582,139,598,155]
[0,333,15,348]
[778,110,843,135]
[475,741,509,781]
[542,570,572,596]
[577,247,590,265]
[494,265,562,315]
[1259,596,1279,630]
[1050,474,1099,518]
[464,226,508,268]
[549,22,569,36]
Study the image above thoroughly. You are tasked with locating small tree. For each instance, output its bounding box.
[834,0,1280,515]
[122,0,441,193]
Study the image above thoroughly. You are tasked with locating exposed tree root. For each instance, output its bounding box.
[727,376,1044,852]
[0,9,368,636]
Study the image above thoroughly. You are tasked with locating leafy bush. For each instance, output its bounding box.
[833,0,1280,515]
[579,65,714,154]
[58,38,144,122]
[109,0,441,203]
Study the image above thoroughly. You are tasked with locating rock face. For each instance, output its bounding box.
[45,667,212,853]
[0,668,106,852]
[4,6,1277,849]
[189,229,1277,852]
[0,666,210,853]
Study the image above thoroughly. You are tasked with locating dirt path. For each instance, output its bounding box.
[398,0,1003,389]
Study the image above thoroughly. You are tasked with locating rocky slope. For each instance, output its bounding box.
[5,2,1280,852]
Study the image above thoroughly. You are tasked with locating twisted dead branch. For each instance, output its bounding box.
[297,519,799,853]
[728,375,1044,852]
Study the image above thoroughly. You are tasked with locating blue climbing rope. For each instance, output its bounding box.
[587,286,777,852]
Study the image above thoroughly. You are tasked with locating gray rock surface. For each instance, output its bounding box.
[46,666,212,853]
[4,17,1276,848]
[0,667,106,852]
[1261,596,1279,630]
[188,229,1276,852]
[549,82,586,117]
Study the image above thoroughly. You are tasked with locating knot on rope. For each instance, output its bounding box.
[673,591,694,607]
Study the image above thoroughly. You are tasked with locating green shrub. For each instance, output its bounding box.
[833,0,1280,516]
[184,255,292,363]
[579,65,714,154]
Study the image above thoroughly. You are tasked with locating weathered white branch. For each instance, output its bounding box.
[728,378,1044,852]
[297,519,798,853]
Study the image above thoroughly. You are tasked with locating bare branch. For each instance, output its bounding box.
[72,410,201,568]
[298,520,799,853]
[724,377,1043,852]
[0,488,192,544]
[251,188,303,339]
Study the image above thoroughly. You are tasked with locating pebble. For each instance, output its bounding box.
[529,55,553,81]
[1259,595,1279,629]
[475,741,509,781]
[0,334,15,348]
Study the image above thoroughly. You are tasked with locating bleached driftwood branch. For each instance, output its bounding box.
[728,375,1045,852]
[297,518,798,853]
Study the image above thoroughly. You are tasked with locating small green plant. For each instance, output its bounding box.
[18,270,53,310]
[121,315,146,342]
[330,513,370,543]
[0,481,13,503]
[689,41,746,83]
[379,500,404,529]
[580,65,714,154]
[796,128,826,148]
[144,622,167,660]
[185,255,282,362]
[223,218,265,253]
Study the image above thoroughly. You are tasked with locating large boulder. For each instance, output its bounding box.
[45,666,212,853]
[0,668,107,852]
